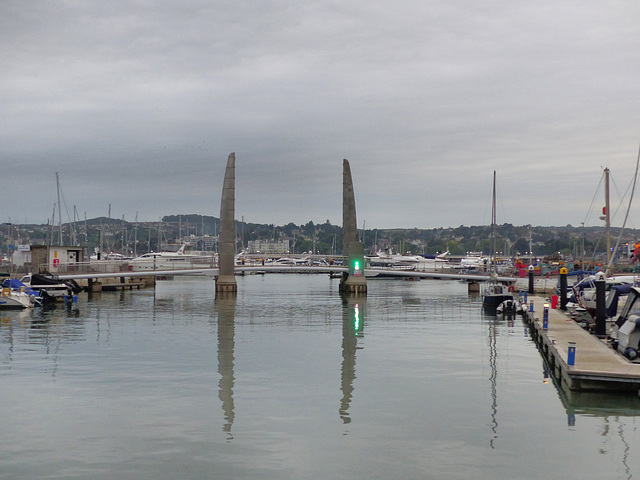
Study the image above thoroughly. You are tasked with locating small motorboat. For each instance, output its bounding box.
[496,298,522,316]
[19,273,81,302]
[0,286,39,309]
[482,279,514,309]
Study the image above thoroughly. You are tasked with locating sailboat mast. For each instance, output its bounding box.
[56,172,63,245]
[491,170,497,269]
[605,167,611,267]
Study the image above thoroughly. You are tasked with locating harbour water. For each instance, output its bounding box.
[1,274,640,479]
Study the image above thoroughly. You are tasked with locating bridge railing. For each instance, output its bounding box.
[43,260,132,276]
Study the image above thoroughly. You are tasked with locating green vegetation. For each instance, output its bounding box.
[1,217,635,264]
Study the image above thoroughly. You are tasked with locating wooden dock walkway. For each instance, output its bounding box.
[524,295,640,395]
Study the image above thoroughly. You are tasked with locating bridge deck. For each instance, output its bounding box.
[55,264,515,283]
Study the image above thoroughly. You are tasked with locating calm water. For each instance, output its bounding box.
[1,274,640,479]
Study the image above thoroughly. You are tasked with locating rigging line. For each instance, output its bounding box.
[481,179,492,229]
[590,237,602,262]
[608,172,634,224]
[611,171,638,230]
[606,142,640,276]
[55,174,70,221]
[582,170,605,227]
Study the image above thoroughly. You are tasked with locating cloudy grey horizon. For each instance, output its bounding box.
[3,1,640,230]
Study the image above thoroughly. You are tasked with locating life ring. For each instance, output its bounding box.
[1,288,11,297]
[508,285,515,292]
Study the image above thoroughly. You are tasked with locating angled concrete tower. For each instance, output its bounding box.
[340,159,367,294]
[216,153,238,293]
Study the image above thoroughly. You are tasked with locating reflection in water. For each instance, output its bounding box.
[559,389,640,418]
[216,293,236,441]
[340,295,365,425]
[483,308,519,450]
[542,345,640,479]
[488,316,499,449]
[0,315,16,368]
[564,392,640,479]
[618,420,633,480]
[4,277,640,478]
[1,306,84,376]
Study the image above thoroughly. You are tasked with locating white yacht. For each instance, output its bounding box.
[129,244,216,271]
[0,285,37,309]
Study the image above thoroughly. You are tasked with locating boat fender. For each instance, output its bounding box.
[1,288,10,297]
[623,347,638,360]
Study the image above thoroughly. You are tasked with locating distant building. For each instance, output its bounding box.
[29,245,85,273]
[9,245,32,269]
[247,240,290,255]
[178,234,218,251]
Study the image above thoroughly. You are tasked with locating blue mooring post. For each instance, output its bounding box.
[523,291,528,304]
[543,303,549,330]
[568,342,576,366]
[529,301,534,313]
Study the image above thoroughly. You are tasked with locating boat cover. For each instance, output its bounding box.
[31,273,67,286]
[2,278,41,297]
[30,274,82,293]
[607,284,634,318]
[2,278,26,289]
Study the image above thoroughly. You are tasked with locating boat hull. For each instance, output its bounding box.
[0,291,35,309]
[482,294,514,309]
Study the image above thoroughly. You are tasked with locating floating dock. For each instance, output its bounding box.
[524,295,640,395]
[79,276,155,292]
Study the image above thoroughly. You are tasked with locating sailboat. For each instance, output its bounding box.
[571,160,640,320]
[481,171,513,309]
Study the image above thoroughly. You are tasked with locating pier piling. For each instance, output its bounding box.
[594,277,606,337]
[559,268,568,310]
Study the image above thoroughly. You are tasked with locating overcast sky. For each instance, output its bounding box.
[2,0,640,230]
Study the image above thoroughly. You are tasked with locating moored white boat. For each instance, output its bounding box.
[496,297,522,316]
[0,287,37,309]
[610,287,640,359]
[128,244,216,271]
[455,252,489,271]
[569,274,638,317]
[20,273,79,301]
[366,250,425,267]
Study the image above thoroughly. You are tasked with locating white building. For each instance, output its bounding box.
[247,240,290,255]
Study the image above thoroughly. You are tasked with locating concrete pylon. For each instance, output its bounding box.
[216,153,238,293]
[342,159,358,259]
[340,159,367,294]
